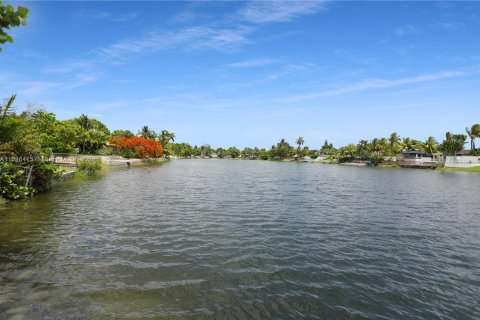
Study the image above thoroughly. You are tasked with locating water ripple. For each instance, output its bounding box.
[1,160,479,319]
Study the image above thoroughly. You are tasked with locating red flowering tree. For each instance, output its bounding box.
[109,136,164,159]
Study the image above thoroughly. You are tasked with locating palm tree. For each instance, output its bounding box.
[0,95,17,146]
[356,139,369,157]
[473,124,480,155]
[138,126,156,139]
[466,124,480,155]
[423,136,438,155]
[76,114,90,130]
[401,137,421,151]
[369,138,388,156]
[389,132,400,155]
[75,114,91,153]
[295,136,304,157]
[159,130,175,147]
[0,94,15,132]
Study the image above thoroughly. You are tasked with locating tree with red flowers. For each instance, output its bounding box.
[109,136,164,159]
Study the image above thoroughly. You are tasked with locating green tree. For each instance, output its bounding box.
[74,115,110,154]
[0,94,17,143]
[465,124,480,155]
[242,147,254,158]
[199,144,213,157]
[319,140,335,155]
[356,139,370,158]
[401,137,422,151]
[226,146,240,158]
[369,138,383,157]
[76,114,90,131]
[439,132,467,156]
[423,136,439,155]
[30,112,83,153]
[388,132,401,156]
[171,142,193,157]
[158,130,175,155]
[0,1,29,52]
[295,136,304,157]
[338,144,357,163]
[138,125,156,140]
[270,139,294,160]
[111,129,134,138]
[215,147,226,158]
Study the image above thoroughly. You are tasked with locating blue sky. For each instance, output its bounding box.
[1,1,480,148]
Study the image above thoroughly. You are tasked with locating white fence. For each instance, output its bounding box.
[445,156,480,168]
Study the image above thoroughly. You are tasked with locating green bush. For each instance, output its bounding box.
[369,155,385,166]
[76,158,102,176]
[30,162,62,192]
[0,162,35,200]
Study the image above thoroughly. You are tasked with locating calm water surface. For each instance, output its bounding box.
[1,160,479,319]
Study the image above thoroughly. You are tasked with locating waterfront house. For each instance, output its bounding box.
[396,151,442,168]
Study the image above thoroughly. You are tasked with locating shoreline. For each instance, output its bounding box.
[2,158,478,204]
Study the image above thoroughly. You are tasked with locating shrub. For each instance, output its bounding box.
[0,162,35,200]
[76,158,102,176]
[109,136,164,159]
[369,155,384,166]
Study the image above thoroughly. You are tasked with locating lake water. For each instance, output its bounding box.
[1,160,479,319]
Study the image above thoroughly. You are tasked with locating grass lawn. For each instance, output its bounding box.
[437,166,480,173]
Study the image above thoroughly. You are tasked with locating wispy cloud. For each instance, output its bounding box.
[74,9,140,22]
[40,1,328,89]
[434,22,465,31]
[240,0,325,24]
[96,26,251,61]
[13,49,49,61]
[280,68,480,102]
[226,58,278,68]
[43,61,93,74]
[62,72,100,90]
[394,25,418,36]
[7,71,100,96]
[20,81,60,95]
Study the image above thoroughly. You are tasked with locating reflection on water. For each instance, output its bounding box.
[1,160,479,319]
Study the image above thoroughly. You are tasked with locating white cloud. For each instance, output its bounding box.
[434,22,464,31]
[227,58,278,68]
[43,61,93,74]
[74,9,140,22]
[96,26,251,61]
[20,81,60,95]
[394,25,418,36]
[280,68,480,102]
[241,0,325,24]
[63,72,100,90]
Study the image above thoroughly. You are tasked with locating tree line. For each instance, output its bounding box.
[1,95,479,198]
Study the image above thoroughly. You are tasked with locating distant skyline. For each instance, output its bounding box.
[1,1,479,148]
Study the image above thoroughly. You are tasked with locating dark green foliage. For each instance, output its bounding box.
[269,139,294,159]
[111,130,134,138]
[76,158,102,176]
[138,125,156,140]
[320,140,335,155]
[0,1,29,52]
[30,162,61,192]
[74,114,110,154]
[117,148,135,159]
[439,132,467,156]
[369,155,384,166]
[226,146,240,158]
[0,162,34,199]
[259,150,269,160]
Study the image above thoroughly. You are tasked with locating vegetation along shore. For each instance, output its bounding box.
[1,94,479,201]
[0,2,478,201]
